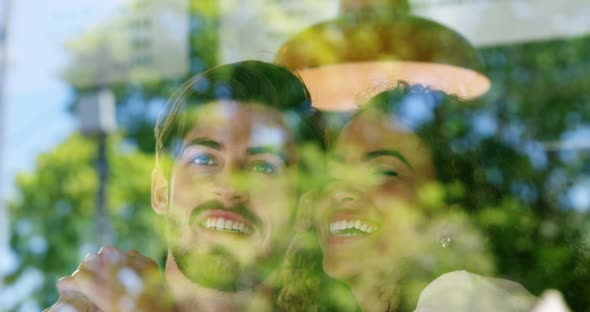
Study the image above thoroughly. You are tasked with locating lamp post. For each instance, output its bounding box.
[275,0,490,111]
[63,0,188,245]
[77,89,116,245]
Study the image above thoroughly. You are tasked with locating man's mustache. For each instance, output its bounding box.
[189,199,263,231]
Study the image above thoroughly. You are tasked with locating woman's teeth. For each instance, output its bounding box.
[329,219,377,236]
[202,217,253,234]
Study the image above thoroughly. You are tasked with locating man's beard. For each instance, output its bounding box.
[167,199,289,291]
[171,243,262,291]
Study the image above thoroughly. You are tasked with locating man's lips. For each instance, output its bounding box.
[198,209,254,235]
[189,200,261,236]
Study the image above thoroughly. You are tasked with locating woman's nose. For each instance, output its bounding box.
[333,189,360,203]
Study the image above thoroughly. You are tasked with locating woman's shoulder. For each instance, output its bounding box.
[414,270,537,312]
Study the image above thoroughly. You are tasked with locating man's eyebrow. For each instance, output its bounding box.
[186,137,223,150]
[364,149,413,170]
[247,146,288,163]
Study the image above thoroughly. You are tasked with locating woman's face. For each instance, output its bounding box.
[316,108,435,281]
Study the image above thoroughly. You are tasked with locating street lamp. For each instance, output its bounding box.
[275,1,490,111]
[77,89,116,245]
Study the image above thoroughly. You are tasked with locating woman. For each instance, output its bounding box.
[280,82,536,311]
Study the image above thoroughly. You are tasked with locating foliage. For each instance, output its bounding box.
[476,36,590,311]
[6,1,590,310]
[6,135,165,309]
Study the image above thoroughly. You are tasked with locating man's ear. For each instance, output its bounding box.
[151,168,169,215]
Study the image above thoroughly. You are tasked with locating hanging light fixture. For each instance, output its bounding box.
[275,1,491,111]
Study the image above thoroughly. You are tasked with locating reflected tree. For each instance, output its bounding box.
[6,135,164,309]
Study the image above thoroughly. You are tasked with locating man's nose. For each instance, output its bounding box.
[214,186,249,206]
[213,172,249,207]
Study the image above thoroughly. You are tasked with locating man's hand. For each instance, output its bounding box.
[45,290,101,311]
[55,246,175,312]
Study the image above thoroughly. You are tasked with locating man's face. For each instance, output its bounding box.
[162,100,298,291]
[316,108,434,280]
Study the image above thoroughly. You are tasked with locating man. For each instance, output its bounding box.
[48,61,322,311]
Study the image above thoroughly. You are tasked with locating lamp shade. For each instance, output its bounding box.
[275,12,490,111]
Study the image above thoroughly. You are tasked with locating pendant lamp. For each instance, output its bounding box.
[275,1,490,111]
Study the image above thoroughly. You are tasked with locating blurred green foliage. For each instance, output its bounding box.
[6,2,220,309]
[5,1,590,310]
[7,135,165,308]
[473,36,590,311]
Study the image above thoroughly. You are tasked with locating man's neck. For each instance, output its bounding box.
[164,252,274,312]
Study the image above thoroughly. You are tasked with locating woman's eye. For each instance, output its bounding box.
[188,154,217,166]
[249,161,277,175]
[377,169,399,177]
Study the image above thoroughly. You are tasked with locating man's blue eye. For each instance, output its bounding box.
[250,161,276,174]
[189,154,217,166]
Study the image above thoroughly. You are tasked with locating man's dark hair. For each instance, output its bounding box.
[155,60,323,171]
